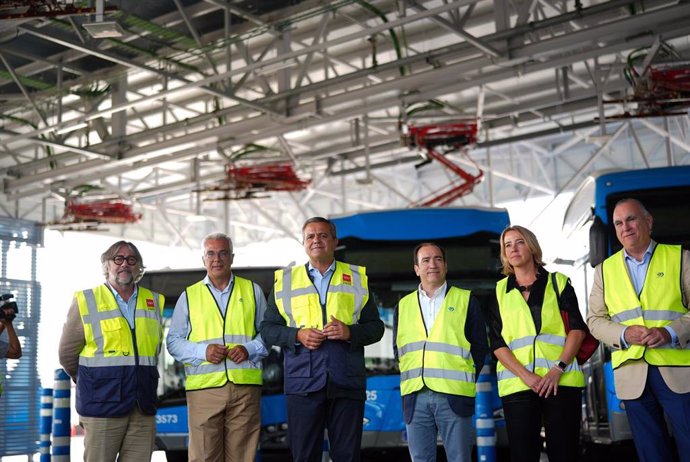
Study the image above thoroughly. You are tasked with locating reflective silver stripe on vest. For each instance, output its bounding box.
[425,341,471,359]
[135,307,160,322]
[185,359,261,376]
[202,336,251,344]
[497,363,534,381]
[400,366,474,383]
[79,356,136,367]
[400,367,423,382]
[422,367,475,383]
[611,307,643,323]
[224,334,253,344]
[135,295,162,356]
[349,264,366,323]
[535,333,566,347]
[534,357,553,370]
[508,336,534,350]
[563,361,581,373]
[398,341,425,357]
[643,310,685,322]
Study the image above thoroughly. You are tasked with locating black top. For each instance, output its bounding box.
[486,268,586,352]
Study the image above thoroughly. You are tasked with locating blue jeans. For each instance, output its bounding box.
[406,389,473,462]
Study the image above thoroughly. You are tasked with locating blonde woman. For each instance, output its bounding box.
[486,226,586,462]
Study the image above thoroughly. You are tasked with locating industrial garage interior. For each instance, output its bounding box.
[0,0,689,459]
[0,0,688,245]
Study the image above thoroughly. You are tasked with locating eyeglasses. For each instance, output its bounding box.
[204,250,231,260]
[112,255,138,266]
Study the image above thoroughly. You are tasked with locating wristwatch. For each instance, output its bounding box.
[555,360,567,372]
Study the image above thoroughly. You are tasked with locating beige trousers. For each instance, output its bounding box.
[80,406,156,462]
[187,381,262,462]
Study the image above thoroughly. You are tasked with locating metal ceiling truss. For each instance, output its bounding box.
[0,0,689,247]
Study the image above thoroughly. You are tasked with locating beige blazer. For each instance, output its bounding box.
[587,243,690,400]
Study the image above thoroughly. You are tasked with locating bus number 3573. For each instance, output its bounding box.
[156,414,179,425]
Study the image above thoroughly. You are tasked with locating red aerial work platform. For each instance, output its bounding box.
[402,121,483,207]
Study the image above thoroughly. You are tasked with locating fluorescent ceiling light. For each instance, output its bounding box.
[83,21,124,39]
[185,214,207,223]
[255,61,298,75]
[55,122,88,135]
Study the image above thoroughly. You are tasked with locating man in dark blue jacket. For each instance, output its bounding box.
[261,217,384,462]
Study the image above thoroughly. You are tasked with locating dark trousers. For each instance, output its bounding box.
[286,389,365,462]
[624,366,690,462]
[502,386,582,462]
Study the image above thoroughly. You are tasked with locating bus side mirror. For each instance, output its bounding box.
[589,215,607,268]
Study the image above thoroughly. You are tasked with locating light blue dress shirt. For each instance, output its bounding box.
[621,241,678,347]
[166,274,269,366]
[107,283,137,329]
[308,260,336,305]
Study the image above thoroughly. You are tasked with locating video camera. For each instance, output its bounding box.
[0,294,18,322]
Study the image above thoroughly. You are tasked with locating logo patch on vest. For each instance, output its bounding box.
[342,274,352,284]
[448,306,455,312]
[657,272,664,278]
[146,299,155,308]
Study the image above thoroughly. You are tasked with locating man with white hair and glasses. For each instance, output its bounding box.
[167,232,268,462]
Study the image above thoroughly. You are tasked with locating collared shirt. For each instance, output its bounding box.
[166,274,268,366]
[308,260,336,305]
[623,242,654,296]
[107,283,138,329]
[418,281,447,332]
[620,241,678,346]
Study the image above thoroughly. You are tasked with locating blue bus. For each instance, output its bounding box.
[563,165,690,445]
[147,206,510,460]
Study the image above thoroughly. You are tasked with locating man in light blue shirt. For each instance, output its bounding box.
[588,198,690,462]
[166,232,267,462]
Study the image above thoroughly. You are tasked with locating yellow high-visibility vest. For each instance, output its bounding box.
[495,272,584,397]
[397,286,476,397]
[77,285,163,368]
[184,277,262,390]
[274,262,368,329]
[603,244,689,368]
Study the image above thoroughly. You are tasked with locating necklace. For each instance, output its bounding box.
[516,283,533,293]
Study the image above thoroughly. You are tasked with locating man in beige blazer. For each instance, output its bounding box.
[588,198,690,462]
